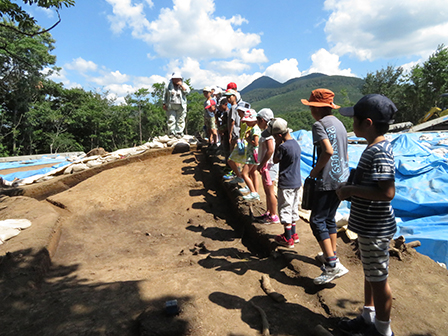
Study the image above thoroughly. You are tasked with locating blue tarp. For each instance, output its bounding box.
[292,130,448,266]
[0,159,71,181]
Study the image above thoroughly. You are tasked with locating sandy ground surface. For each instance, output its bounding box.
[0,148,447,336]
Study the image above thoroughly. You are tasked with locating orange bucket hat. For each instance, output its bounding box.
[301,88,340,109]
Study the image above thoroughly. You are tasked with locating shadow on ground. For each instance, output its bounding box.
[0,249,194,336]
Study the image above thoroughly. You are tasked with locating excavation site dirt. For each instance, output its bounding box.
[0,148,447,336]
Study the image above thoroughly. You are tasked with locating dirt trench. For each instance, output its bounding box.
[1,148,448,336]
[0,149,332,336]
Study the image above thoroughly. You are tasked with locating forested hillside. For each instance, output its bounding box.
[241,73,364,132]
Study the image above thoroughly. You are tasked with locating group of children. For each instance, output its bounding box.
[202,83,397,336]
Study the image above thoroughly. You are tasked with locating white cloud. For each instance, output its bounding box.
[104,83,136,97]
[264,59,303,83]
[324,0,448,61]
[44,67,82,89]
[304,49,356,77]
[37,7,55,18]
[65,57,98,73]
[106,0,266,62]
[209,60,251,74]
[133,74,167,88]
[105,0,151,35]
[88,70,130,86]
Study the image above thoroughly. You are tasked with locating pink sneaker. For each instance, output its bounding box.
[292,233,300,243]
[275,234,294,248]
[267,214,280,224]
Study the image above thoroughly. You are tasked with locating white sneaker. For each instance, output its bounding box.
[315,252,347,268]
[243,192,260,201]
[239,186,250,193]
[313,263,349,285]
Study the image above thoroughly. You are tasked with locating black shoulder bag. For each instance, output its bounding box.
[301,145,316,210]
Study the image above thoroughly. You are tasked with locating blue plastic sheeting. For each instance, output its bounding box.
[292,130,448,266]
[0,160,71,181]
[0,156,68,173]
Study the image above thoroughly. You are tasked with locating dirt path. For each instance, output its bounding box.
[0,148,447,336]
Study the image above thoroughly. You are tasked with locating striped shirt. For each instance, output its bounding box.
[348,140,396,238]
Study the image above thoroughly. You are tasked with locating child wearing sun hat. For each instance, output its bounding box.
[239,109,261,201]
[301,88,350,285]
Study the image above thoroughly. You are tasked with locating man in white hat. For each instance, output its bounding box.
[163,72,191,138]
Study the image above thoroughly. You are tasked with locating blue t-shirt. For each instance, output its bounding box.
[348,140,396,238]
[275,139,302,189]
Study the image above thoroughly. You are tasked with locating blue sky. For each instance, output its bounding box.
[22,0,448,103]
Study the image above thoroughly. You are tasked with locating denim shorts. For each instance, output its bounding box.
[309,190,340,241]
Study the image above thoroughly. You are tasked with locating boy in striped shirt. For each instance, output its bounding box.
[337,94,398,336]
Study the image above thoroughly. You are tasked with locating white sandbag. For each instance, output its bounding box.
[20,174,46,185]
[0,219,32,229]
[336,213,350,228]
[155,135,171,143]
[167,139,178,147]
[149,141,164,149]
[104,156,118,162]
[64,165,74,174]
[71,163,89,173]
[35,176,55,183]
[0,227,21,244]
[438,138,448,145]
[86,160,103,168]
[432,148,448,157]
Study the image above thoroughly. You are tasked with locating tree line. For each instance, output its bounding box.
[1,1,447,156]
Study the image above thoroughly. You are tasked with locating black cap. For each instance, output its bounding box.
[340,94,397,125]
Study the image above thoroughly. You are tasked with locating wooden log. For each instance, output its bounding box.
[261,274,287,303]
[406,240,421,249]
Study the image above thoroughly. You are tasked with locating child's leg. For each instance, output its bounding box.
[275,188,294,247]
[211,128,218,144]
[264,183,277,216]
[310,191,340,259]
[359,236,393,335]
[248,165,259,193]
[227,159,241,178]
[291,187,301,239]
[310,191,334,257]
[242,164,255,191]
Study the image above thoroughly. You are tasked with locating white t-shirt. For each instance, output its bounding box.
[259,135,275,165]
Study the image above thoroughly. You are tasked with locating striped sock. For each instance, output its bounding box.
[326,255,337,268]
[291,223,296,235]
[284,225,292,240]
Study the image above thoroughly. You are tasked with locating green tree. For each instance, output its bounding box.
[126,88,151,145]
[0,0,75,35]
[361,45,448,125]
[0,21,57,154]
[403,44,448,123]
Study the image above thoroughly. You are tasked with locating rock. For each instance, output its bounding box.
[172,142,190,154]
[86,147,108,157]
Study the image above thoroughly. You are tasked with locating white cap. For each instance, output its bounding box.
[261,117,289,137]
[171,72,182,79]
